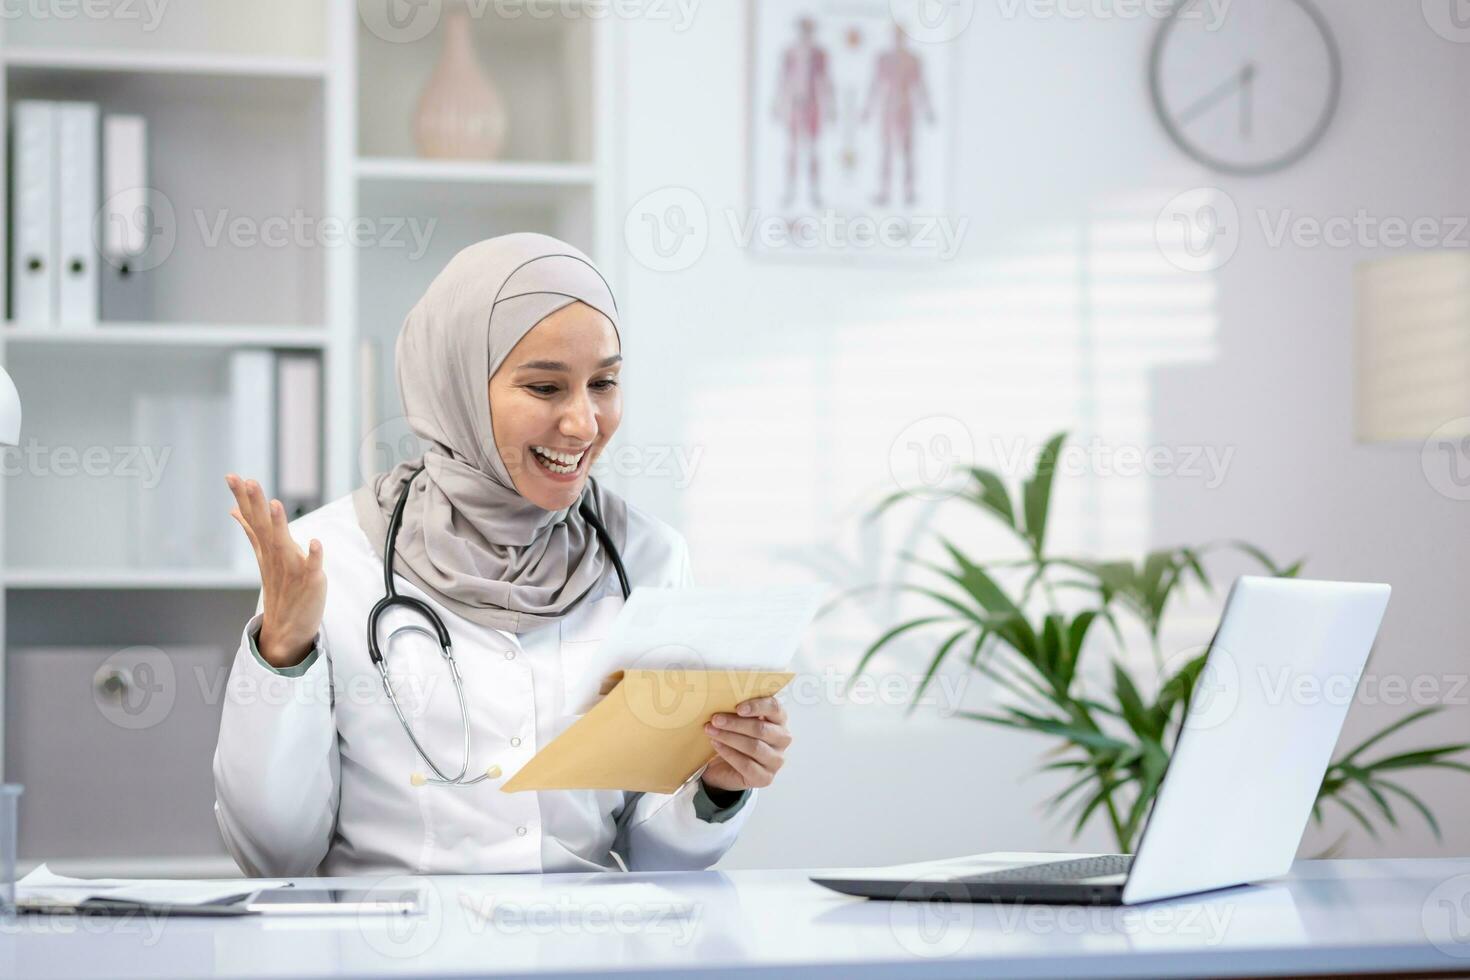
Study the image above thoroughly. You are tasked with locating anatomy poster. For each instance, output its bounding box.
[747,0,954,260]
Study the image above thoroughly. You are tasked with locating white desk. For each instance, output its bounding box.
[3,858,1469,978]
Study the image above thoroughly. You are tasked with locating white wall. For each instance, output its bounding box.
[607,1,1470,868]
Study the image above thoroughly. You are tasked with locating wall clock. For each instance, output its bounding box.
[1149,0,1341,176]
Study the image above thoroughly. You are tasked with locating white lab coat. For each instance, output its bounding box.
[212,494,754,877]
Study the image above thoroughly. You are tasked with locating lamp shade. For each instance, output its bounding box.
[1355,252,1470,443]
[0,365,19,446]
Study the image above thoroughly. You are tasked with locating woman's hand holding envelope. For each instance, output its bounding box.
[505,670,793,795]
[593,675,793,787]
[700,696,791,790]
[593,671,791,790]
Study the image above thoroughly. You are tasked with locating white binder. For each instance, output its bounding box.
[101,114,148,265]
[276,354,322,520]
[99,114,152,321]
[229,349,277,571]
[11,100,57,325]
[57,102,100,327]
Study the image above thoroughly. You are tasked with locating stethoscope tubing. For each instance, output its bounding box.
[368,463,629,787]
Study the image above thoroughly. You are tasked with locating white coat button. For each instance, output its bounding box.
[504,650,516,661]
[516,826,527,837]
[510,736,522,747]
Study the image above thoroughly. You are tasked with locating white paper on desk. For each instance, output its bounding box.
[16,862,290,909]
[566,584,826,714]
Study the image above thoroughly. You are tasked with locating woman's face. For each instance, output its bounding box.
[488,301,622,511]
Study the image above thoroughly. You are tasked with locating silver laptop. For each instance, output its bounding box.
[812,576,1392,905]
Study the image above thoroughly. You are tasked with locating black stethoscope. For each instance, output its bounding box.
[368,463,631,787]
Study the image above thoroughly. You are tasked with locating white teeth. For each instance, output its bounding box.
[531,446,586,474]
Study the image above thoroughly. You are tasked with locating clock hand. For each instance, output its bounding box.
[1176,64,1249,127]
[1240,62,1256,140]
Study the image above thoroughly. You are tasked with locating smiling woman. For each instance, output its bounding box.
[213,232,791,877]
[490,301,624,510]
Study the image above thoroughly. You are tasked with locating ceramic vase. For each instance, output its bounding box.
[413,10,508,160]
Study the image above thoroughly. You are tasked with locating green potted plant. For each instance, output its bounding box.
[852,432,1469,852]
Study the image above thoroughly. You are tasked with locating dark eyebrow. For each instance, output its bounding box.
[516,354,622,371]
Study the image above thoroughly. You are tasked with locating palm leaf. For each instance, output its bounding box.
[1337,707,1442,767]
[909,627,971,714]
[1358,746,1470,772]
[1122,741,1169,846]
[1112,663,1159,741]
[1375,779,1441,838]
[1337,766,1397,828]
[865,488,911,521]
[1328,794,1380,839]
[850,615,953,687]
[1048,768,1102,809]
[1227,540,1305,578]
[960,710,1133,754]
[1071,776,1121,838]
[1020,432,1065,556]
[965,467,1018,531]
[932,540,1040,657]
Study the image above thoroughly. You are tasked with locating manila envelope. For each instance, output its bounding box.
[501,669,794,794]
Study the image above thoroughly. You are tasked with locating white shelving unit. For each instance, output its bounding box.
[1,45,331,80]
[2,322,330,349]
[0,0,617,875]
[3,567,263,590]
[356,157,597,184]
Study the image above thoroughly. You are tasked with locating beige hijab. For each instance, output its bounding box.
[352,233,629,633]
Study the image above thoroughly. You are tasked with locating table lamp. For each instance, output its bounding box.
[1355,252,1470,443]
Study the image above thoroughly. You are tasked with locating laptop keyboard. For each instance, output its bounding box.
[955,854,1133,884]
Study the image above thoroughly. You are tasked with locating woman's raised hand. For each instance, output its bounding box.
[225,473,326,670]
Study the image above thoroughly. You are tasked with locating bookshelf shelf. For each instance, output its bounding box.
[3,567,260,590]
[1,46,329,80]
[356,157,597,211]
[1,322,329,349]
[356,157,596,186]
